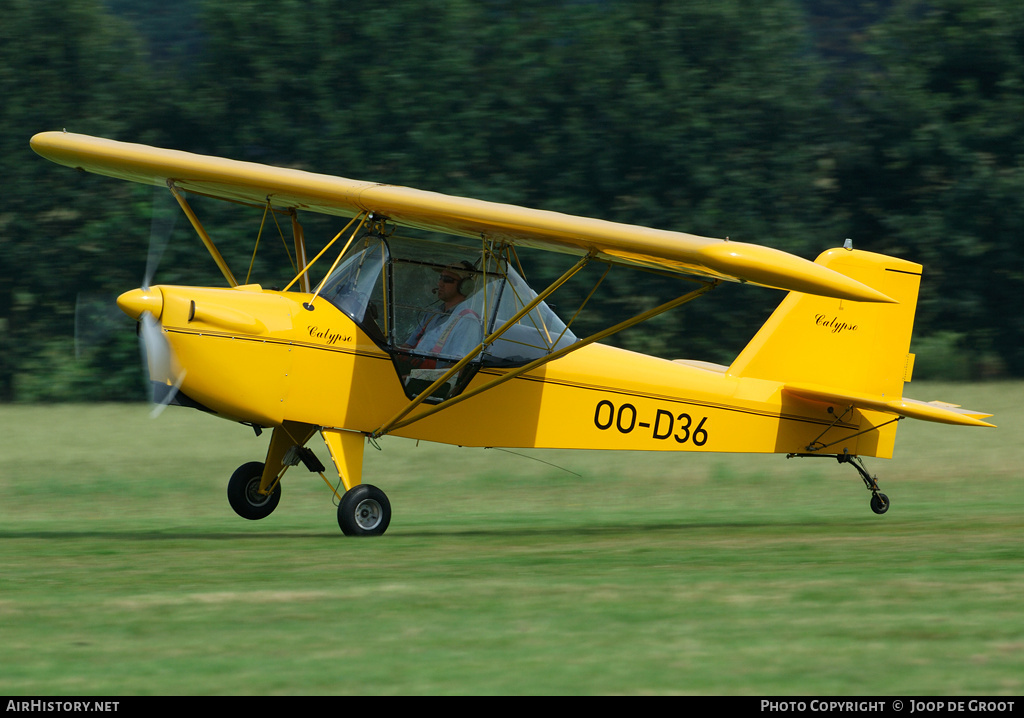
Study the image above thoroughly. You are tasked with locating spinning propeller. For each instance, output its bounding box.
[118,190,186,417]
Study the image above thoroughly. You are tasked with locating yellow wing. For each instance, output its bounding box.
[31,131,891,303]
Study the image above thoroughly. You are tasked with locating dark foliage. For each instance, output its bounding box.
[2,0,1020,400]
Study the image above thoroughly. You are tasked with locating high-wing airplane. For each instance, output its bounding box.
[31,131,994,535]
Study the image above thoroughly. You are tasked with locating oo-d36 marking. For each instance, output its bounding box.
[593,399,708,446]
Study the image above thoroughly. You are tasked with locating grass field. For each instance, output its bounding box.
[0,382,1021,695]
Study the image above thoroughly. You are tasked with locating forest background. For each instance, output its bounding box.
[2,0,1022,402]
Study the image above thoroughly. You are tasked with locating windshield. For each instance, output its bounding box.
[318,234,388,342]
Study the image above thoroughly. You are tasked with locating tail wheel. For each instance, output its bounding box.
[227,461,281,520]
[870,492,890,515]
[337,484,391,536]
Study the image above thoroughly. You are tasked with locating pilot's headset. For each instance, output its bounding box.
[445,260,477,296]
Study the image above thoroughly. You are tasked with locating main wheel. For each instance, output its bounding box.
[227,461,281,520]
[337,484,391,536]
[870,492,890,515]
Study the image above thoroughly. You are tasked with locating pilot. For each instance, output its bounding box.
[402,261,483,361]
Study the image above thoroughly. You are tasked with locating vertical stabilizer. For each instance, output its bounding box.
[728,248,921,400]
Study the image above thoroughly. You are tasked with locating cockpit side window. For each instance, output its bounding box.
[480,263,578,365]
[387,245,488,402]
[391,259,485,361]
[318,233,579,401]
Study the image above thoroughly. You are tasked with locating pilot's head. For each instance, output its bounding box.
[435,261,474,306]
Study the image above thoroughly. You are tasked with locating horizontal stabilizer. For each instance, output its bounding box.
[785,383,996,428]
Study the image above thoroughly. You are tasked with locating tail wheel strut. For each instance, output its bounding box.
[837,452,889,515]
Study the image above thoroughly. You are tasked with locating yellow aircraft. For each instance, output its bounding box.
[31,131,994,535]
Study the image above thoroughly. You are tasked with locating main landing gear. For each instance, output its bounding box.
[227,461,281,520]
[225,424,394,535]
[788,451,890,514]
[226,459,393,536]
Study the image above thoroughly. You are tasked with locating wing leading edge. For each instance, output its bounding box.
[31,131,891,303]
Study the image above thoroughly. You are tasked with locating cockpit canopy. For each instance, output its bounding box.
[318,234,578,367]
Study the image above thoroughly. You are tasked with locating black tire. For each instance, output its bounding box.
[870,492,890,515]
[227,461,281,520]
[337,484,391,536]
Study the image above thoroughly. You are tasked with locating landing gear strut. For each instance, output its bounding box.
[837,452,889,515]
[234,425,393,535]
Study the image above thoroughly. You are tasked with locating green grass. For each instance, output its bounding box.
[0,382,1022,695]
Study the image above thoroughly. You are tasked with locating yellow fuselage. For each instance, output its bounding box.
[132,283,891,460]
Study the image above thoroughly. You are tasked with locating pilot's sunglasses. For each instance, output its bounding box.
[439,275,457,284]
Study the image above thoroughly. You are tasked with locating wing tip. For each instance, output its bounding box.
[697,242,896,303]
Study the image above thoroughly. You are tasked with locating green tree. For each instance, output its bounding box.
[0,0,172,400]
[188,0,839,363]
[835,0,1024,376]
[10,0,1016,404]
